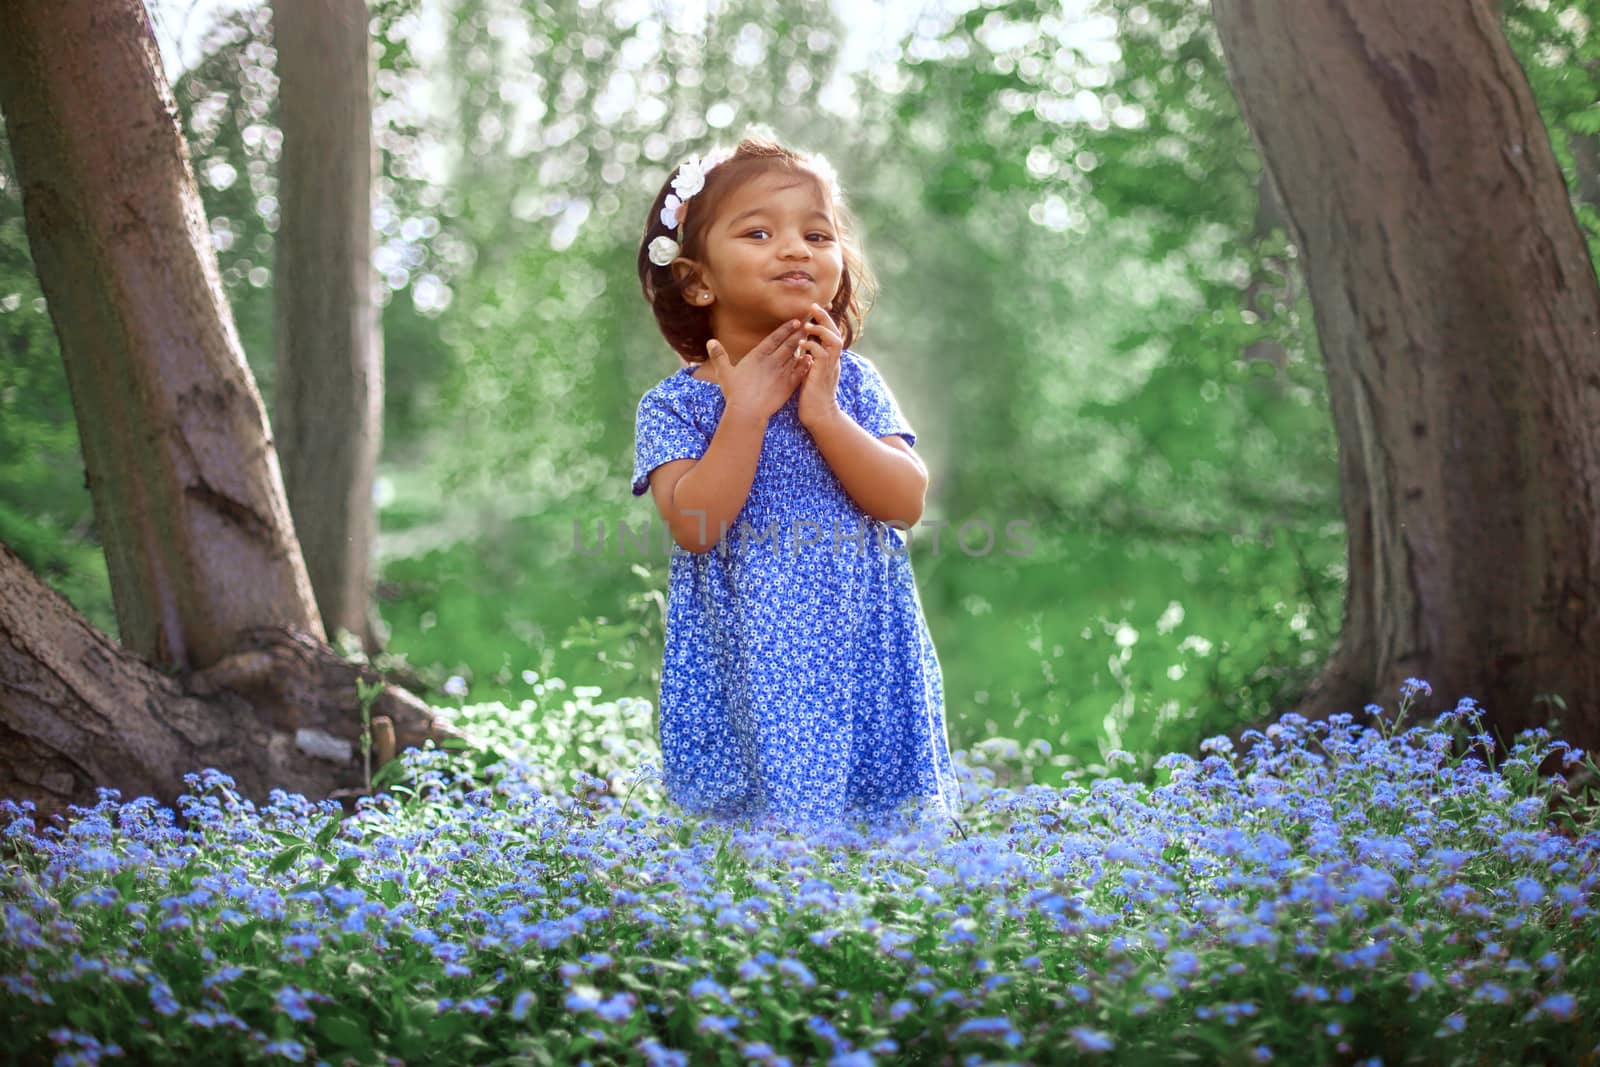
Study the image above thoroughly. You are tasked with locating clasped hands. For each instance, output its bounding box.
[703,302,845,429]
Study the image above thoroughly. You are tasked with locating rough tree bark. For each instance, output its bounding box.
[1210,0,1600,762]
[0,543,456,816]
[0,0,453,818]
[0,0,321,671]
[274,0,387,654]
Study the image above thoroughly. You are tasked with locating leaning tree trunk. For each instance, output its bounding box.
[0,0,452,818]
[0,543,456,817]
[0,0,322,671]
[1210,0,1600,761]
[273,0,387,654]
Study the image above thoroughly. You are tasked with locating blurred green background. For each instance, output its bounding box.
[4,0,1599,787]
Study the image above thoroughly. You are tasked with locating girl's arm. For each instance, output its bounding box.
[652,322,811,551]
[651,406,770,553]
[803,412,928,528]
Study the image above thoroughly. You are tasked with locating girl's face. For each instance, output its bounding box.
[685,169,845,337]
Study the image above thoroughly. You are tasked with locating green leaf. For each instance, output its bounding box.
[267,844,307,876]
[380,879,401,907]
[615,972,654,994]
[513,1045,555,1067]
[314,816,341,848]
[1568,108,1600,135]
[392,1028,428,1060]
[331,856,363,887]
[373,759,408,791]
[625,956,691,974]
[317,1011,368,1049]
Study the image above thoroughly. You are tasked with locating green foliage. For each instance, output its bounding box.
[0,137,115,632]
[371,478,668,703]
[5,0,1600,773]
[1505,0,1600,264]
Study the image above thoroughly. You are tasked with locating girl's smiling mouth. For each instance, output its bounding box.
[775,271,815,285]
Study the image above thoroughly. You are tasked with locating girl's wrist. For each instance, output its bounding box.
[722,403,772,429]
[799,404,847,432]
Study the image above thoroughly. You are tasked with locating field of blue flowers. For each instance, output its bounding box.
[3,678,1596,1067]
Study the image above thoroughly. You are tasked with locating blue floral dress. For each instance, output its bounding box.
[631,349,964,828]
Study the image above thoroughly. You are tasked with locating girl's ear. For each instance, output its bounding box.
[670,258,713,307]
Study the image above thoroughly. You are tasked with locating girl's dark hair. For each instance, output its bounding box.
[636,136,874,363]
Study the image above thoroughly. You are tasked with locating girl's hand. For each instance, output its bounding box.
[796,303,845,430]
[708,319,807,422]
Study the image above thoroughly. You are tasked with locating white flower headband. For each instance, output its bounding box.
[647,155,708,267]
[644,149,842,269]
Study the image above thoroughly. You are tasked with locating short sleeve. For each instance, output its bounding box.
[632,387,710,496]
[849,352,916,448]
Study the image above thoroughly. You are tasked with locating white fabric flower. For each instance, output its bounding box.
[648,235,680,267]
[660,195,685,232]
[671,155,707,200]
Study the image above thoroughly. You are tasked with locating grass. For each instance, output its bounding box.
[2,679,1597,1066]
[370,489,1346,792]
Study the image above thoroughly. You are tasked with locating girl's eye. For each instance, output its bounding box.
[744,229,770,239]
[808,232,834,242]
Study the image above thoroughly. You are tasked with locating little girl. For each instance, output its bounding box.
[629,136,964,830]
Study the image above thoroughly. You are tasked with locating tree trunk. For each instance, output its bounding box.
[1564,55,1600,222]
[0,543,458,818]
[0,0,323,672]
[0,0,452,819]
[1210,0,1600,761]
[1239,169,1295,373]
[273,0,387,653]
[1573,130,1600,216]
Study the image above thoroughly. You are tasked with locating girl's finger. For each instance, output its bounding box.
[804,325,842,353]
[762,319,803,358]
